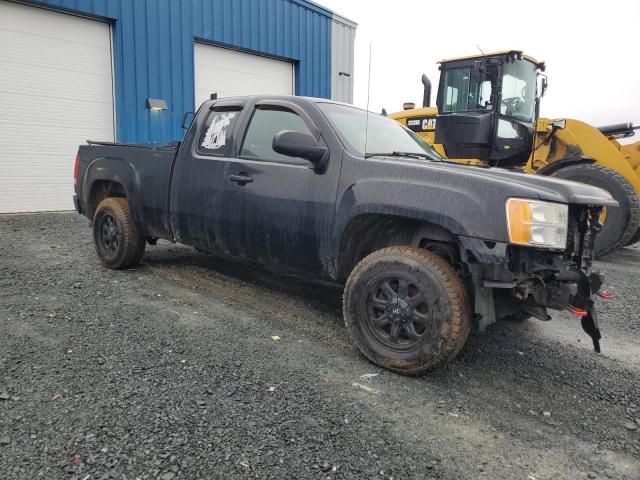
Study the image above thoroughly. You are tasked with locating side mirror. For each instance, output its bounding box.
[272,130,328,169]
[181,111,195,129]
[538,75,548,98]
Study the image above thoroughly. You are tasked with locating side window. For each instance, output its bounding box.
[477,80,492,109]
[442,67,470,113]
[198,109,241,156]
[240,108,313,163]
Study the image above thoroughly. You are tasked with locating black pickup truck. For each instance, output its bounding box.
[74,95,616,374]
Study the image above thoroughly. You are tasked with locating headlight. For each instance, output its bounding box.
[506,198,568,249]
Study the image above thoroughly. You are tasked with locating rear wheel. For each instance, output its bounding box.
[551,164,640,256]
[343,246,471,375]
[93,197,146,269]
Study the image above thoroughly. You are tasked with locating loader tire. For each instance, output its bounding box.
[625,228,640,246]
[343,246,471,375]
[93,197,146,270]
[551,164,640,257]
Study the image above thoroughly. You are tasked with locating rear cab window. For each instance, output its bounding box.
[197,105,243,156]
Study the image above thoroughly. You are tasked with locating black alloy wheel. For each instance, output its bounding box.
[343,246,471,375]
[366,274,433,350]
[98,213,120,258]
[92,197,146,269]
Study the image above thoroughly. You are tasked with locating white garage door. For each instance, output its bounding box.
[0,1,114,213]
[194,43,294,108]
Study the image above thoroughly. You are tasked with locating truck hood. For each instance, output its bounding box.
[385,157,618,207]
[342,156,618,243]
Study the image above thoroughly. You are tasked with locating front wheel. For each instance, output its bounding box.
[93,197,146,269]
[343,246,471,375]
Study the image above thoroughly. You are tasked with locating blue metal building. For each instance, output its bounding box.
[0,0,355,212]
[3,0,356,143]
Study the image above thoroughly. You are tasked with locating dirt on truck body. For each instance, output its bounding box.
[74,94,616,374]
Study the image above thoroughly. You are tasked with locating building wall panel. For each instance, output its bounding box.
[331,14,356,104]
[17,0,335,144]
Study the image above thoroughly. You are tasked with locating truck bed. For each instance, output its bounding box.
[76,141,178,239]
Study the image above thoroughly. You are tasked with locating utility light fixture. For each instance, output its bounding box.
[146,98,168,111]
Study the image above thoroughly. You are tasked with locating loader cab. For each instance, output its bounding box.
[434,50,545,167]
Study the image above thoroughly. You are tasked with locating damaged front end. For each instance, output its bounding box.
[463,205,612,352]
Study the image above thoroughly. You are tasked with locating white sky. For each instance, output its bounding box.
[321,0,640,129]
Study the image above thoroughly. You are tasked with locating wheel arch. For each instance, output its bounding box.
[87,179,128,220]
[82,157,140,226]
[336,212,461,282]
[536,155,594,176]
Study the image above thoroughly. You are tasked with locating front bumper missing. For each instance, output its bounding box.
[462,206,609,352]
[519,270,607,352]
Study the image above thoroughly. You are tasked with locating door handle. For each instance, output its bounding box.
[228,173,254,185]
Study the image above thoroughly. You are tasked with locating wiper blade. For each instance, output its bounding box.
[391,151,433,159]
[364,151,437,160]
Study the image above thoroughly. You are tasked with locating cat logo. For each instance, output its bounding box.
[421,118,437,130]
[406,117,437,133]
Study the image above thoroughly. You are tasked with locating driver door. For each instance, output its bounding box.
[219,101,339,276]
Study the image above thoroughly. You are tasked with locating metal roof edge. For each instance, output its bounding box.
[295,0,358,28]
[332,12,358,28]
[290,0,334,18]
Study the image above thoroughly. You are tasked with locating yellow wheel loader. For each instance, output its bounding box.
[390,50,640,256]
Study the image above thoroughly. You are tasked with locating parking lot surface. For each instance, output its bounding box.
[1,212,639,479]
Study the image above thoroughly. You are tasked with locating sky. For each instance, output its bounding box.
[320,0,640,132]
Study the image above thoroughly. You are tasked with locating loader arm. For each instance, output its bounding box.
[528,118,640,194]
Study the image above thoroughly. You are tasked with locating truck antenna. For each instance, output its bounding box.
[476,44,485,55]
[364,42,372,156]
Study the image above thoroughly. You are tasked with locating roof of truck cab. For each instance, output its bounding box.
[204,95,358,110]
[438,50,544,66]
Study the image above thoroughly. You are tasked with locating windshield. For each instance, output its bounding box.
[318,102,443,160]
[500,59,537,123]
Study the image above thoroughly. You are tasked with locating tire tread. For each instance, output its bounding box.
[343,246,471,375]
[93,197,145,269]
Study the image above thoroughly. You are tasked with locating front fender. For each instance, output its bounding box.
[335,180,477,237]
[327,178,505,279]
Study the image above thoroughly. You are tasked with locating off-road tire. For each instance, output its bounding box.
[93,197,146,269]
[551,164,640,257]
[343,246,471,375]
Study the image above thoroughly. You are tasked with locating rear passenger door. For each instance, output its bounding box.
[220,101,339,277]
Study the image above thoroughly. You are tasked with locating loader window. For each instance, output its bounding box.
[500,60,537,123]
[441,67,494,113]
[441,67,470,113]
[478,81,492,108]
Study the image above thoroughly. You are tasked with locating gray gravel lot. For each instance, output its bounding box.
[1,212,639,480]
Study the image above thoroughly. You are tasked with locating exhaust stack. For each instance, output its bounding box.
[421,74,432,108]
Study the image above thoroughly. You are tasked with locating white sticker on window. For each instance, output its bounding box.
[201,112,237,150]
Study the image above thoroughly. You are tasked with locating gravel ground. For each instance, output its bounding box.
[1,212,639,480]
